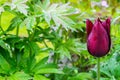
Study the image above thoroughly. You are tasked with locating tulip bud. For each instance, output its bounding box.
[86,18,111,57]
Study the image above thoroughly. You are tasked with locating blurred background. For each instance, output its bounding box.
[0,0,120,80]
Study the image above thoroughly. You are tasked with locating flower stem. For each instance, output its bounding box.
[97,58,100,80]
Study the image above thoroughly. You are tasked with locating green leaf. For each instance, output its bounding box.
[38,0,50,10]
[8,72,31,80]
[0,66,6,74]
[0,54,11,73]
[55,39,84,60]
[68,72,92,80]
[42,0,50,9]
[24,41,40,57]
[34,75,50,80]
[23,43,30,58]
[0,76,5,80]
[7,17,22,31]
[29,41,40,54]
[20,16,36,31]
[30,57,48,71]
[23,44,30,58]
[0,39,12,54]
[32,63,57,73]
[35,68,64,74]
[66,39,83,54]
[57,46,71,60]
[31,56,57,73]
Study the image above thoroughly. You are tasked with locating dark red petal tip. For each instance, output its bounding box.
[102,18,111,35]
[86,19,93,37]
[106,18,111,24]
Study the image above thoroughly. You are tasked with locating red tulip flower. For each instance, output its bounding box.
[86,18,111,57]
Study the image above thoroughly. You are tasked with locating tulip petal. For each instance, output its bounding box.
[87,21,109,57]
[102,18,111,49]
[102,18,111,35]
[86,19,93,37]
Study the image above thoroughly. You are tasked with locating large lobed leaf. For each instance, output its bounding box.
[56,39,83,60]
[5,0,29,15]
[37,0,79,31]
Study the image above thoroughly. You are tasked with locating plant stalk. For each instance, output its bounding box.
[16,26,19,36]
[53,52,58,64]
[97,58,100,80]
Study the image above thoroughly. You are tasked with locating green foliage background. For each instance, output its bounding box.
[0,0,120,80]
